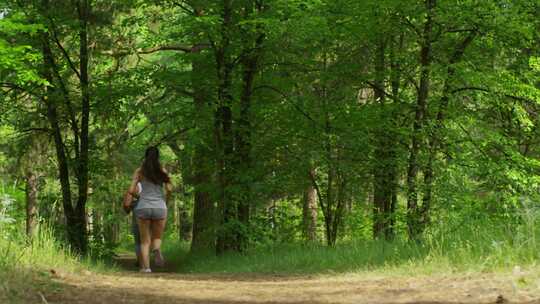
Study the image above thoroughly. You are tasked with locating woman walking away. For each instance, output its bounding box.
[128,146,172,273]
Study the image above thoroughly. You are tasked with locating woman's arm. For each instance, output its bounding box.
[123,180,142,214]
[128,168,141,198]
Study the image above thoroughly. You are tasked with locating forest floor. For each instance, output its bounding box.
[33,254,540,304]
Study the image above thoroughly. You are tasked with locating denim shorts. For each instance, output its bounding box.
[135,208,167,220]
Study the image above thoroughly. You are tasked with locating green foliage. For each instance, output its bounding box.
[1,0,539,270]
[0,11,44,85]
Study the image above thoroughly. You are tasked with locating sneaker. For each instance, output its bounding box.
[139,268,152,273]
[152,249,164,267]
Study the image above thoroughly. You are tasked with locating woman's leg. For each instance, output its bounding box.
[151,216,167,266]
[137,217,152,270]
[151,218,166,250]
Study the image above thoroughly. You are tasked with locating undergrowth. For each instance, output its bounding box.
[161,216,540,275]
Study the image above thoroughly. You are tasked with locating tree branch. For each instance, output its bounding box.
[48,16,81,80]
[155,127,194,146]
[172,0,195,15]
[445,28,477,34]
[101,44,210,58]
[0,83,42,98]
[401,16,421,38]
[253,85,321,127]
[42,35,81,159]
[19,127,52,134]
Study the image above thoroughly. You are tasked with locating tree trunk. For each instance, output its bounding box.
[181,0,217,256]
[179,203,192,241]
[91,209,102,247]
[330,169,347,245]
[386,33,403,240]
[406,0,435,241]
[189,37,216,253]
[215,0,236,255]
[41,9,77,250]
[167,140,195,243]
[191,133,215,252]
[325,164,335,246]
[70,0,91,254]
[309,83,343,247]
[323,85,337,247]
[40,0,91,253]
[303,169,318,242]
[215,103,235,254]
[372,37,391,240]
[25,171,38,238]
[372,32,402,240]
[234,10,264,250]
[235,73,253,251]
[422,32,476,227]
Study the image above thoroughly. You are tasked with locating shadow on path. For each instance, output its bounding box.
[113,253,176,273]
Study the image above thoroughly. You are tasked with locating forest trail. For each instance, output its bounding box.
[37,255,540,304]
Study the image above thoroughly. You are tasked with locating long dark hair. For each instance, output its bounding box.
[141,146,170,185]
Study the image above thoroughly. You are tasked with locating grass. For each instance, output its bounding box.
[0,226,110,303]
[161,218,540,276]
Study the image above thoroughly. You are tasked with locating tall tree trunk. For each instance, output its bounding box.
[386,33,403,240]
[330,167,347,245]
[179,203,192,241]
[235,65,254,251]
[406,0,436,241]
[310,51,344,247]
[189,31,216,253]
[234,6,264,250]
[325,161,335,246]
[303,169,318,242]
[184,0,216,256]
[25,171,38,238]
[167,139,194,243]
[216,103,235,254]
[91,209,102,247]
[322,74,337,246]
[422,32,476,226]
[71,0,91,254]
[40,4,76,249]
[372,37,391,240]
[191,130,215,252]
[215,0,236,254]
[372,32,402,240]
[317,163,345,247]
[41,0,92,253]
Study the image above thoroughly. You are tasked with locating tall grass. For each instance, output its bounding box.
[162,214,540,275]
[0,225,109,303]
[0,190,108,303]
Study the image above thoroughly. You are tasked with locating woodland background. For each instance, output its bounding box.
[0,0,539,275]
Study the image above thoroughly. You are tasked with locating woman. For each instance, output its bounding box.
[128,146,172,273]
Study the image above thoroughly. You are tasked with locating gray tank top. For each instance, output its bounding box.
[134,179,166,210]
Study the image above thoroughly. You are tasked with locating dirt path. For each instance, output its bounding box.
[40,256,540,304]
